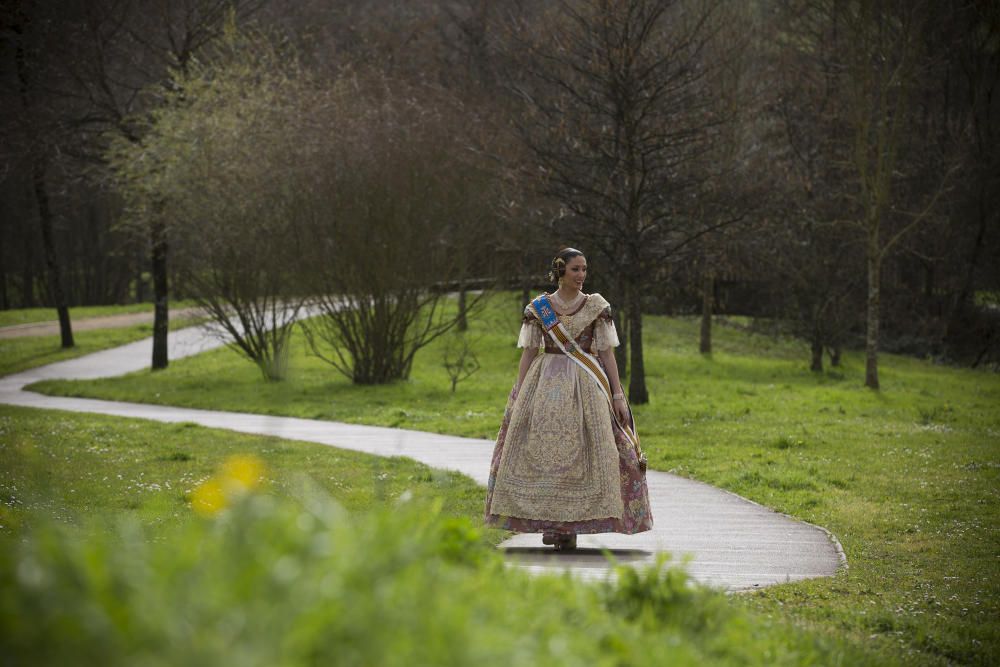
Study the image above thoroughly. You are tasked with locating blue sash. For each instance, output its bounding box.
[531,294,560,330]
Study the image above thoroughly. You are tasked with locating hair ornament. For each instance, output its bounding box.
[547,246,584,285]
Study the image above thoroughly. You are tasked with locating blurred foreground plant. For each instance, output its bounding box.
[1,476,875,666]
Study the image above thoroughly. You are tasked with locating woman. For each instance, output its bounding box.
[484,247,653,550]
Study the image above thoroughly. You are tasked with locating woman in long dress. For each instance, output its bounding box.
[484,247,653,550]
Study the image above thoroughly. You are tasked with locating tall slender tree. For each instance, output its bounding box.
[7,2,75,346]
[839,0,954,388]
[5,0,268,368]
[501,0,747,403]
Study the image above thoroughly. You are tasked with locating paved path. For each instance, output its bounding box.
[0,307,204,339]
[0,323,846,591]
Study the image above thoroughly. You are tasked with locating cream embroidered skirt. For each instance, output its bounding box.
[484,353,653,534]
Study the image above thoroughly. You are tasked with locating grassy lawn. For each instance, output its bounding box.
[0,405,880,665]
[0,416,880,667]
[0,316,205,377]
[27,301,522,438]
[0,301,198,328]
[21,292,1000,666]
[0,404,495,546]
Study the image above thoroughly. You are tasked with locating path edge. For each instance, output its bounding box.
[697,477,850,576]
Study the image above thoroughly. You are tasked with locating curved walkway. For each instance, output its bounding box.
[0,324,846,591]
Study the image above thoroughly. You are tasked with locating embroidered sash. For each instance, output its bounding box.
[531,294,646,469]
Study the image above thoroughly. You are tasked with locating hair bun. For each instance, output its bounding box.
[548,247,584,285]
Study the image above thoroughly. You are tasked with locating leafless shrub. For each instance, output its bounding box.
[298,74,500,384]
[442,332,482,393]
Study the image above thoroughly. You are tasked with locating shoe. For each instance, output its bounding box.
[553,533,577,551]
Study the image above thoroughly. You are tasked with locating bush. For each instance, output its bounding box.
[1,473,875,666]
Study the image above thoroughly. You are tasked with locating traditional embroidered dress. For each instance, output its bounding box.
[484,292,654,535]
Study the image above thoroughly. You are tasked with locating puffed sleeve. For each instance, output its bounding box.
[517,307,544,349]
[591,306,620,351]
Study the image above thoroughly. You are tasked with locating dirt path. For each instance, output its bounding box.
[0,308,204,339]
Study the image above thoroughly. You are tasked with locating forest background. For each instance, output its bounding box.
[1,0,998,399]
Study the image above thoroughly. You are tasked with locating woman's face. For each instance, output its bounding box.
[562,255,587,290]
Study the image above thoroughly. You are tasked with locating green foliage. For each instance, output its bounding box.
[105,20,319,383]
[104,20,498,385]
[0,483,875,667]
[972,291,999,308]
[0,405,492,544]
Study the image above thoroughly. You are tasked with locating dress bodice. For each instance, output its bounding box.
[518,293,618,353]
[540,319,598,354]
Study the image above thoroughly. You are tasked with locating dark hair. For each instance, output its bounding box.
[547,247,585,284]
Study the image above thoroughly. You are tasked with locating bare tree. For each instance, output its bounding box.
[930,2,1000,365]
[837,1,939,388]
[499,0,749,403]
[442,330,481,393]
[771,0,962,384]
[299,74,499,385]
[6,0,269,367]
[5,2,76,346]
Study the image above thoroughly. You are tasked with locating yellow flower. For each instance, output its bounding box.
[189,454,267,516]
[221,454,265,492]
[191,477,227,516]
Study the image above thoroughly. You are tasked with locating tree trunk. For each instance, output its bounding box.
[810,337,823,372]
[31,158,74,348]
[614,308,628,378]
[0,262,6,310]
[457,285,468,332]
[151,218,169,370]
[15,17,71,345]
[21,231,35,308]
[626,282,648,404]
[135,249,146,303]
[865,233,881,389]
[946,191,989,341]
[611,280,628,376]
[700,270,713,355]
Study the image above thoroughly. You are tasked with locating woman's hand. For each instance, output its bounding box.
[612,397,629,425]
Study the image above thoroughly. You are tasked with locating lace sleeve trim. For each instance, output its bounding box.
[517,320,543,348]
[592,315,620,351]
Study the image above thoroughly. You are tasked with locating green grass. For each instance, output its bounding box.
[28,292,1000,666]
[0,404,495,546]
[25,300,522,438]
[0,316,204,377]
[0,301,198,328]
[0,404,879,665]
